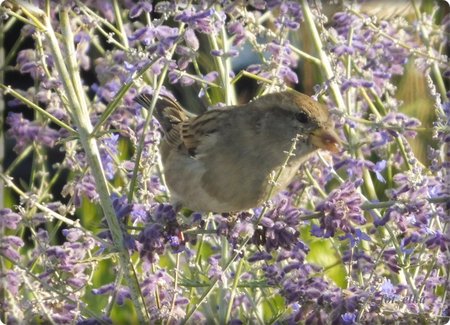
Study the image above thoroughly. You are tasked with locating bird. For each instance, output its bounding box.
[135,90,341,213]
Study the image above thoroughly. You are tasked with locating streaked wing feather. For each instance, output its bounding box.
[134,93,223,157]
[180,110,223,156]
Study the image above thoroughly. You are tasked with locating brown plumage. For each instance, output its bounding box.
[135,91,341,212]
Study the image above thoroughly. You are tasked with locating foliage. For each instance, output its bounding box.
[0,0,449,324]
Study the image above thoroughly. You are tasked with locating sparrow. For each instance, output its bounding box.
[135,91,341,213]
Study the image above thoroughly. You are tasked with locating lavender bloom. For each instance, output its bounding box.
[313,181,365,237]
[129,1,152,19]
[380,278,399,301]
[248,251,273,263]
[175,8,220,34]
[16,49,47,79]
[71,174,100,206]
[341,78,374,92]
[227,21,246,46]
[99,134,119,180]
[339,228,371,247]
[332,10,411,94]
[262,264,284,286]
[229,219,255,248]
[93,284,131,306]
[268,0,303,30]
[62,228,84,242]
[208,254,224,282]
[0,209,22,229]
[380,112,421,138]
[342,249,374,273]
[262,39,299,84]
[41,235,96,290]
[138,223,166,263]
[137,204,183,263]
[425,231,450,252]
[111,194,133,220]
[0,236,24,262]
[184,28,199,50]
[1,270,21,296]
[6,113,60,152]
[372,160,387,183]
[258,199,303,251]
[341,312,357,325]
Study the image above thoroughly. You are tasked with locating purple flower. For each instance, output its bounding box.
[208,254,224,282]
[332,44,355,56]
[184,28,199,50]
[314,181,365,237]
[129,1,152,18]
[341,78,374,92]
[425,231,450,252]
[94,80,121,102]
[262,264,284,286]
[0,208,22,229]
[6,113,60,152]
[92,283,115,295]
[129,25,179,56]
[269,1,303,30]
[62,228,84,242]
[381,112,421,138]
[175,8,220,34]
[382,249,401,273]
[341,312,357,324]
[16,49,47,79]
[138,223,165,263]
[111,194,133,220]
[137,204,183,262]
[1,270,21,296]
[204,71,219,83]
[248,251,273,263]
[0,236,24,261]
[227,21,246,46]
[71,174,100,206]
[372,160,387,183]
[380,278,399,301]
[93,284,131,306]
[100,134,119,180]
[258,199,302,251]
[229,219,255,247]
[339,228,371,247]
[342,250,374,273]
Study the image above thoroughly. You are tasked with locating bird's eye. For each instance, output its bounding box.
[295,111,309,123]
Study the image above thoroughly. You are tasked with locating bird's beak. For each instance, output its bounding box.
[310,128,342,153]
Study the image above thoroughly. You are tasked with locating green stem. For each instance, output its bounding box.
[46,9,149,322]
[112,0,129,48]
[301,0,346,111]
[224,257,245,323]
[165,253,181,325]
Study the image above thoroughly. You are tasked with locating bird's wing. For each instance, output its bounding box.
[134,93,224,157]
[180,110,225,157]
